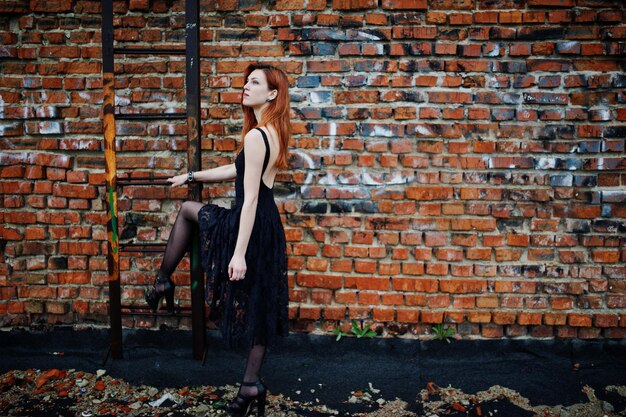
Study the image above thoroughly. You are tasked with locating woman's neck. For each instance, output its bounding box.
[253,103,268,122]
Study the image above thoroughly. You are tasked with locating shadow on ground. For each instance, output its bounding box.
[1,328,625,416]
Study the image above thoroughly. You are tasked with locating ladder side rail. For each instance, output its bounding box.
[101,0,123,360]
[185,0,206,361]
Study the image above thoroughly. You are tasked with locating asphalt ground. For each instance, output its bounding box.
[1,328,625,416]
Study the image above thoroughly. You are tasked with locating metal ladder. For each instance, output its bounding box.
[101,0,206,362]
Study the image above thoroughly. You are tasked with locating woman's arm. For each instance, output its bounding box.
[167,163,236,187]
[228,129,266,281]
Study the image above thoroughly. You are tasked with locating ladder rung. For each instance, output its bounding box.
[114,47,186,55]
[121,310,192,318]
[122,304,192,312]
[117,181,171,186]
[115,112,187,120]
[120,243,167,253]
[116,176,172,186]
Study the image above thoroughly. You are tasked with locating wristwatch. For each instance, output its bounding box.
[187,171,195,183]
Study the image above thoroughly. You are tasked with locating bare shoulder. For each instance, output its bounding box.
[244,128,264,143]
[243,129,266,162]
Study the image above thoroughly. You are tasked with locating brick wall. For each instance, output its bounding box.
[1,0,625,339]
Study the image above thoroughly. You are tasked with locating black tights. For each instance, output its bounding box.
[158,201,267,387]
[157,201,204,281]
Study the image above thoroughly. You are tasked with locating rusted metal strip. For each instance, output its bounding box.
[114,47,186,55]
[102,0,123,360]
[116,113,186,120]
[116,180,172,186]
[120,243,167,253]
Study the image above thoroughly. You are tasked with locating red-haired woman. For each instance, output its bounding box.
[145,63,291,417]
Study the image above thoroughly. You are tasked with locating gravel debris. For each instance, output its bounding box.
[1,369,624,417]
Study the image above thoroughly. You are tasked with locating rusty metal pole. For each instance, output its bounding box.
[101,0,123,359]
[185,0,206,360]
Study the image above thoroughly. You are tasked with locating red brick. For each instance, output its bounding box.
[373,307,395,321]
[324,306,346,321]
[345,276,389,291]
[299,305,321,320]
[31,0,72,12]
[568,313,592,327]
[543,313,567,326]
[421,311,443,324]
[358,292,379,305]
[396,308,419,323]
[594,314,618,328]
[382,0,427,9]
[332,0,376,9]
[518,312,542,325]
[297,274,342,289]
[335,290,357,304]
[348,306,370,319]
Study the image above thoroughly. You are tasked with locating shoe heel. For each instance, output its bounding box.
[256,383,266,417]
[165,290,174,313]
[165,281,175,313]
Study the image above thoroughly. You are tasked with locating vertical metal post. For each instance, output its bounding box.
[101,0,123,359]
[186,0,206,360]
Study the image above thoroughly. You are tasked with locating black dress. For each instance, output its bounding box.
[198,127,289,349]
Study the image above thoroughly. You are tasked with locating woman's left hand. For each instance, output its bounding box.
[167,174,187,188]
[228,254,247,281]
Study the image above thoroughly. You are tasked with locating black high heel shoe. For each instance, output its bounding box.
[145,276,175,313]
[227,380,267,417]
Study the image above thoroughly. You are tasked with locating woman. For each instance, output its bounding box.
[145,63,290,417]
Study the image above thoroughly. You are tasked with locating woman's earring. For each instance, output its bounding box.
[266,98,272,103]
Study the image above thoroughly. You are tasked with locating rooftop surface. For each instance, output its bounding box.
[1,328,625,416]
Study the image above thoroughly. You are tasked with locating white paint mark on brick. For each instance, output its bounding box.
[386,172,408,184]
[358,31,380,41]
[414,125,432,136]
[536,158,556,169]
[486,44,501,57]
[78,92,92,101]
[488,77,500,88]
[310,92,326,104]
[115,95,130,106]
[561,41,579,50]
[362,173,380,185]
[329,122,336,152]
[373,125,393,137]
[319,173,337,185]
[329,122,337,137]
[39,121,62,135]
[595,109,611,121]
[293,151,315,190]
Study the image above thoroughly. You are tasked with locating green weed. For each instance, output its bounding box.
[333,320,377,341]
[432,324,456,343]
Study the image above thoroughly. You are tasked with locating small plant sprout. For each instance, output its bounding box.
[333,320,377,341]
[333,325,348,341]
[350,320,377,339]
[432,324,456,343]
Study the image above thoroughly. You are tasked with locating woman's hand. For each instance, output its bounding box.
[228,253,247,281]
[167,174,187,188]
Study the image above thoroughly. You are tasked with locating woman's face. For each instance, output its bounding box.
[242,69,277,108]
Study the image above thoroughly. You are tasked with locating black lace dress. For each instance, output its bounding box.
[198,127,289,349]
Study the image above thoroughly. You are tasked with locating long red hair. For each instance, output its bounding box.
[240,63,291,169]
